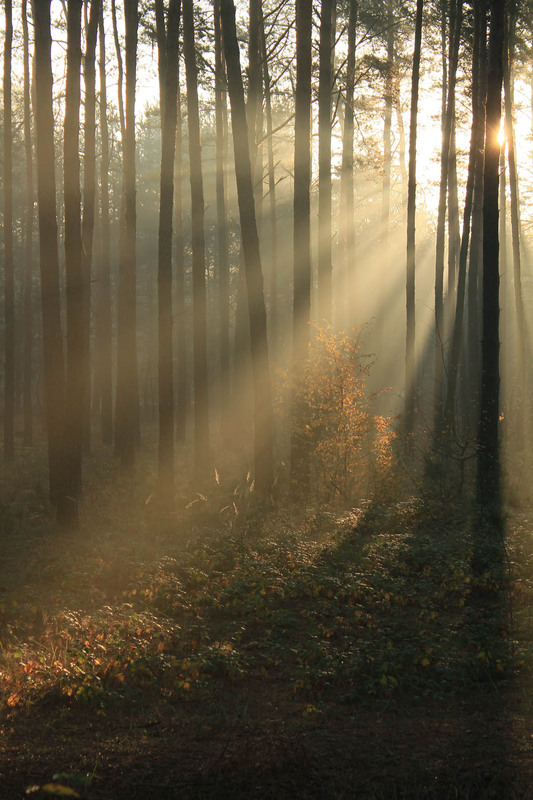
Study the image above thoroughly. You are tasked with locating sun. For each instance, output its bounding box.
[498,116,506,147]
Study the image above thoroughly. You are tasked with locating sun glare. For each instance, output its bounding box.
[498,115,506,146]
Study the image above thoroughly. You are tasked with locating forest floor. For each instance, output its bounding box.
[1,441,533,798]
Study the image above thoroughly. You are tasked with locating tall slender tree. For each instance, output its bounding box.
[317,0,336,324]
[63,0,84,524]
[339,0,357,331]
[214,0,231,444]
[4,0,14,461]
[433,0,462,433]
[290,0,313,493]
[405,0,423,440]
[221,0,274,494]
[260,6,279,358]
[115,0,140,467]
[32,0,73,523]
[503,11,527,453]
[95,6,113,444]
[183,0,210,485]
[476,0,506,534]
[444,0,483,431]
[467,0,487,433]
[174,76,188,444]
[81,0,101,454]
[22,0,34,447]
[155,0,181,505]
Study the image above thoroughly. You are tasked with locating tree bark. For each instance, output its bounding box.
[63,0,84,524]
[503,12,527,454]
[214,0,231,444]
[4,0,14,461]
[476,0,505,528]
[115,0,140,467]
[444,0,482,430]
[467,0,487,434]
[221,0,274,494]
[81,0,101,455]
[433,0,462,434]
[156,0,181,506]
[261,6,279,359]
[183,0,210,485]
[174,78,188,444]
[317,0,336,324]
[405,0,423,439]
[22,0,34,447]
[32,0,72,522]
[96,6,113,444]
[290,0,312,494]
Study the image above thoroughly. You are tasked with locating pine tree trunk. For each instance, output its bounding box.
[63,0,84,525]
[290,0,312,494]
[503,16,527,454]
[405,0,423,439]
[81,0,101,455]
[433,0,462,434]
[339,0,357,332]
[32,0,72,522]
[183,0,210,485]
[22,0,34,447]
[317,0,336,324]
[261,7,279,359]
[447,118,460,302]
[444,0,482,431]
[3,0,14,461]
[467,0,487,435]
[221,0,274,494]
[96,8,113,445]
[214,0,231,445]
[337,0,359,328]
[247,0,264,235]
[115,0,140,467]
[156,0,180,506]
[174,78,188,444]
[476,0,505,530]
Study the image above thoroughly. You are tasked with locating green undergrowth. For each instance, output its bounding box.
[0,480,528,715]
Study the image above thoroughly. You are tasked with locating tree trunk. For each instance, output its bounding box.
[81,0,101,455]
[22,0,34,447]
[444,0,482,431]
[447,118,460,302]
[247,0,263,235]
[115,0,140,467]
[96,7,113,445]
[63,0,84,524]
[476,0,505,531]
[433,0,462,434]
[261,6,279,359]
[214,0,231,445]
[111,0,126,142]
[290,0,312,494]
[404,0,423,439]
[32,0,72,522]
[503,14,527,454]
[156,0,181,506]
[221,0,274,494]
[174,78,188,444]
[317,0,336,324]
[338,3,357,331]
[183,0,210,485]
[467,0,487,435]
[4,0,14,461]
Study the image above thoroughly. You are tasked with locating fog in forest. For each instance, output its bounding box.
[3,1,533,794]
